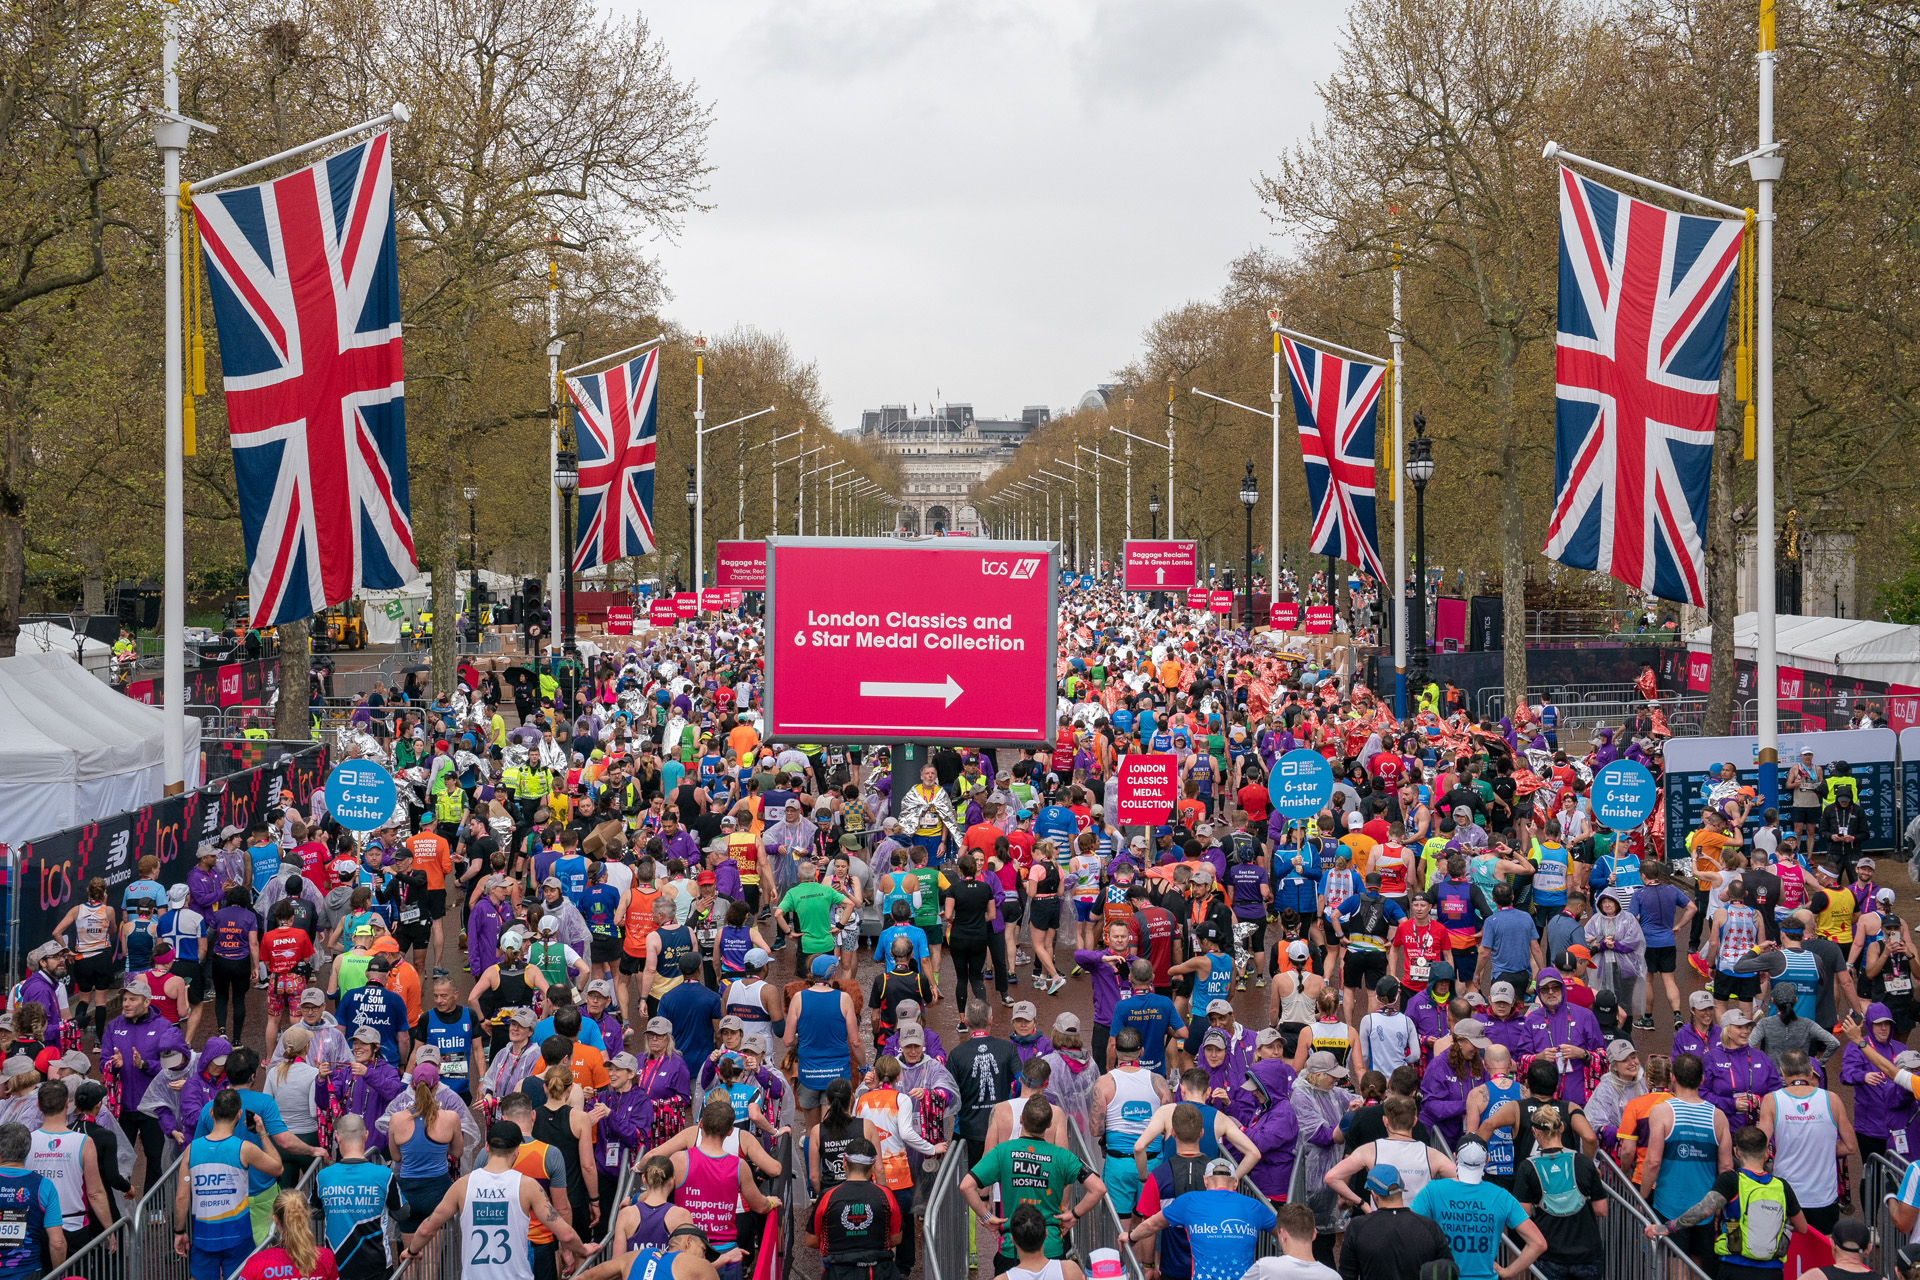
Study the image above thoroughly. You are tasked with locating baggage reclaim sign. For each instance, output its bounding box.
[765,537,1058,747]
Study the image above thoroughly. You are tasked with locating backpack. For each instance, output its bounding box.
[1720,1170,1789,1262]
[1526,1149,1585,1217]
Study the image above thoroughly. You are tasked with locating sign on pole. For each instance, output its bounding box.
[648,599,677,628]
[713,541,767,591]
[1305,605,1335,635]
[1123,540,1199,591]
[325,760,398,831]
[673,593,699,618]
[699,588,728,612]
[1210,591,1233,615]
[604,606,634,636]
[1267,749,1334,821]
[1591,759,1658,830]
[1185,587,1209,609]
[1115,754,1179,826]
[765,537,1056,746]
[1270,601,1300,630]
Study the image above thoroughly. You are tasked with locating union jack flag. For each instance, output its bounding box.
[194,132,415,627]
[1543,166,1743,606]
[1282,336,1386,580]
[565,348,659,571]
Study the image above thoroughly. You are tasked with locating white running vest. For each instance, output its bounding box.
[462,1168,534,1280]
[1103,1068,1159,1149]
[1769,1088,1839,1208]
[28,1130,88,1229]
[1375,1136,1432,1198]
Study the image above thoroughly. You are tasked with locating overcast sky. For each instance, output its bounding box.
[628,0,1346,433]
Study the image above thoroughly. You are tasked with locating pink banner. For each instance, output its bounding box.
[1434,597,1466,652]
[604,606,633,636]
[1889,684,1920,732]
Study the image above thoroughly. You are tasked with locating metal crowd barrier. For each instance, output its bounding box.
[1594,1151,1714,1280]
[564,1153,638,1280]
[922,1134,976,1280]
[37,1153,189,1280]
[1870,1150,1910,1280]
[1061,1119,1149,1280]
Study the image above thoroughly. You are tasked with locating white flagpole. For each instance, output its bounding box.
[548,256,560,632]
[1752,0,1782,788]
[159,0,185,792]
[1391,252,1408,716]
[693,335,706,591]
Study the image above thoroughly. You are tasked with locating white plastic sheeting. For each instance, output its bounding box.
[1687,612,1920,686]
[0,652,203,846]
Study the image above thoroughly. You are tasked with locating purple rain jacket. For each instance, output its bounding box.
[466,896,513,979]
[1236,1059,1300,1200]
[1521,998,1607,1106]
[177,1036,232,1138]
[103,1007,189,1118]
[1842,1004,1909,1139]
[1702,1044,1782,1125]
[1418,1054,1487,1151]
[331,1057,405,1150]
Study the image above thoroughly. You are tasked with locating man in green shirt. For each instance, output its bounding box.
[962,1095,1107,1265]
[775,862,848,973]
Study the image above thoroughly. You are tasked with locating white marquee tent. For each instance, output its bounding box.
[0,652,203,847]
[1686,613,1920,687]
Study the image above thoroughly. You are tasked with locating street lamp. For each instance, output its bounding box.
[1239,461,1258,628]
[553,449,578,653]
[1147,485,1160,539]
[684,464,696,596]
[463,485,480,641]
[1406,412,1436,694]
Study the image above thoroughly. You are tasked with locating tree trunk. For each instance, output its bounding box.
[1497,329,1529,716]
[275,617,311,740]
[79,541,106,616]
[0,421,27,659]
[432,472,458,697]
[1703,399,1741,736]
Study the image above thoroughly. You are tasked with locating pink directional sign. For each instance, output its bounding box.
[1123,540,1198,591]
[1185,588,1209,609]
[1115,754,1179,825]
[765,537,1057,746]
[1270,601,1300,630]
[648,599,677,627]
[713,541,766,591]
[673,593,699,618]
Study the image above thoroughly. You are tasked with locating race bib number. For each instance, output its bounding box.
[440,1058,469,1077]
[1888,976,1912,995]
[0,1218,25,1242]
[400,907,421,923]
[1410,956,1431,983]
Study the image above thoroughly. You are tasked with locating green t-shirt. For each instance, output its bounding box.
[969,1138,1087,1258]
[778,882,847,952]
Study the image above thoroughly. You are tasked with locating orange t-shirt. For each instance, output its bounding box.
[1687,829,1736,876]
[512,1139,559,1243]
[963,823,1002,859]
[570,1043,610,1091]
[406,833,454,890]
[370,941,423,1022]
[1158,659,1182,688]
[1177,797,1205,829]
[1622,1090,1674,1184]
[728,724,760,761]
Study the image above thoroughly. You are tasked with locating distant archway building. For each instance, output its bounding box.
[857,402,1048,535]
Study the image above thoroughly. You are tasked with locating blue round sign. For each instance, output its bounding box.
[1592,759,1658,831]
[325,760,398,831]
[1268,749,1335,821]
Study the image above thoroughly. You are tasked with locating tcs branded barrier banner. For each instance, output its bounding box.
[125,657,281,708]
[13,743,328,965]
[1662,728,1899,858]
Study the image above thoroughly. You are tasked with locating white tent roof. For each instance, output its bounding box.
[0,652,203,844]
[16,621,112,674]
[1686,612,1920,683]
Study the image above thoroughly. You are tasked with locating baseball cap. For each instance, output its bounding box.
[1607,1040,1637,1063]
[486,1121,524,1151]
[896,1000,923,1021]
[811,954,838,977]
[1287,940,1310,963]
[1800,747,1814,756]
[124,979,153,999]
[1202,1029,1229,1049]
[55,1050,89,1075]
[414,1045,441,1063]
[352,1026,382,1045]
[354,923,375,939]
[1451,1019,1492,1049]
[585,979,614,998]
[1346,812,1362,830]
[1489,981,1517,1005]
[1454,1138,1489,1185]
[1364,1165,1404,1196]
[1204,1158,1237,1178]
[608,1052,640,1072]
[1878,887,1897,904]
[412,1062,440,1089]
[538,917,559,935]
[1720,1009,1753,1027]
[1054,1012,1081,1035]
[1859,857,1878,870]
[1206,998,1233,1017]
[1832,1218,1873,1254]
[509,1009,537,1028]
[742,948,772,969]
[646,1016,673,1035]
[1255,1028,1284,1047]
[540,876,563,889]
[898,1023,927,1046]
[717,1015,745,1032]
[697,871,716,885]
[1304,1050,1348,1078]
[1011,1001,1037,1022]
[299,988,327,1007]
[1563,944,1592,966]
[168,884,189,908]
[1896,1050,1920,1072]
[1689,989,1716,1010]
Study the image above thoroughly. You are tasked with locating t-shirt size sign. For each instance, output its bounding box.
[1122,540,1198,591]
[1116,755,1180,825]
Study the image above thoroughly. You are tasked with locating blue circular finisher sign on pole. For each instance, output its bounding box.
[1592,759,1658,830]
[326,760,398,831]
[1268,749,1335,821]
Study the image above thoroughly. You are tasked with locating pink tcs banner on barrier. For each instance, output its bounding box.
[1115,754,1179,825]
[1123,540,1198,591]
[1687,651,1711,692]
[713,541,766,591]
[604,606,634,636]
[766,538,1056,745]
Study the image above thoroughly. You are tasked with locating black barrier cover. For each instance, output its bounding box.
[13,744,328,970]
[1470,595,1503,653]
[1366,644,1674,706]
[1663,757,1899,858]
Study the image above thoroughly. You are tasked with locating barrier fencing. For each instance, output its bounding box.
[1594,1151,1714,1280]
[562,1153,638,1280]
[922,1137,974,1280]
[41,1153,191,1280]
[1871,1151,1911,1280]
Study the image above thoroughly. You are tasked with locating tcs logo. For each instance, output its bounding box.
[981,557,1041,580]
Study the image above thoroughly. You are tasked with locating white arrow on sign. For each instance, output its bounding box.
[859,676,964,707]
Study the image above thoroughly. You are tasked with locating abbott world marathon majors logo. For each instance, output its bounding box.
[981,556,1041,579]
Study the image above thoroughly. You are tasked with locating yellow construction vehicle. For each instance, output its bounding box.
[315,599,368,651]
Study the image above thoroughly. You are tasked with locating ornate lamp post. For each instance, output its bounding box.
[1239,461,1258,628]
[553,450,578,653]
[1406,413,1435,694]
[463,485,480,641]
[1147,485,1160,539]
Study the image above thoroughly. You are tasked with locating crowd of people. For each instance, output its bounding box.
[3,574,1910,1280]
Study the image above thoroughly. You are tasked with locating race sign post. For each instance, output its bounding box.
[1115,754,1179,829]
[1210,591,1233,615]
[1270,601,1300,630]
[764,537,1057,748]
[1268,749,1334,822]
[673,592,699,619]
[648,599,677,628]
[713,540,766,590]
[1123,540,1198,591]
[1305,606,1335,635]
[1185,587,1209,610]
[325,761,398,831]
[1591,759,1658,830]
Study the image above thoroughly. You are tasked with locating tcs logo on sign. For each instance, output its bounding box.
[981,557,1041,580]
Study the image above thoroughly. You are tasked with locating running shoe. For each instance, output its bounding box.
[1047,975,1068,996]
[1635,1016,1655,1030]
[1254,976,1268,988]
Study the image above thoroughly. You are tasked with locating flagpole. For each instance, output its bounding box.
[159,0,185,793]
[547,254,561,637]
[693,335,706,591]
[1751,0,1783,798]
[1391,252,1408,718]
[1269,313,1282,621]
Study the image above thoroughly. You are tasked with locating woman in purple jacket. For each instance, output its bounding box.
[595,1050,651,1225]
[1419,1019,1490,1149]
[1234,1051,1300,1202]
[1841,1002,1915,1167]
[331,1026,404,1151]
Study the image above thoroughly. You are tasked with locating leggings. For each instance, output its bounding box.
[891,1184,917,1275]
[985,931,1009,995]
[952,941,990,1006]
[210,955,253,1042]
